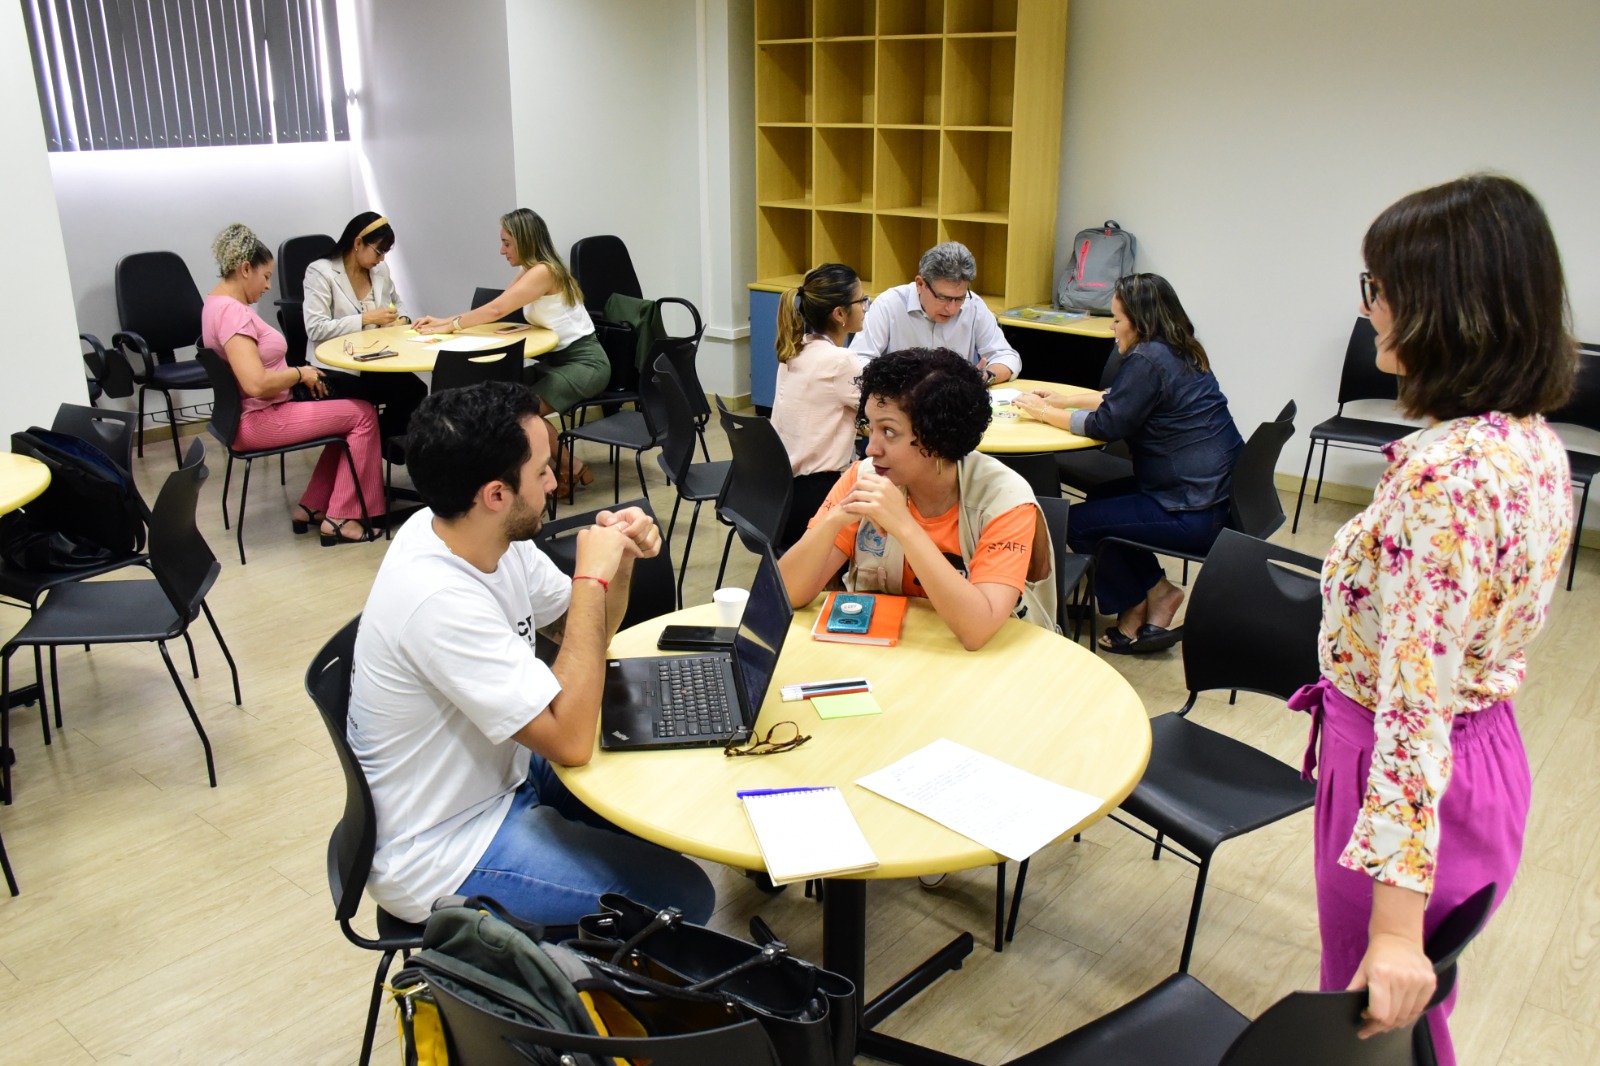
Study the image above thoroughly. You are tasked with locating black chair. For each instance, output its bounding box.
[556,334,684,513]
[0,816,16,896]
[197,348,373,565]
[1291,318,1412,533]
[470,286,527,324]
[0,440,240,805]
[1005,883,1497,1066]
[568,234,646,418]
[80,333,135,409]
[534,497,677,635]
[1083,530,1321,972]
[51,402,138,476]
[654,356,731,607]
[1545,342,1600,590]
[112,250,212,464]
[996,451,1062,498]
[713,398,792,588]
[306,615,427,1066]
[274,234,337,367]
[651,298,712,460]
[1055,347,1133,498]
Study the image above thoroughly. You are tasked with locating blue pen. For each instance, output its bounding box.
[736,787,830,799]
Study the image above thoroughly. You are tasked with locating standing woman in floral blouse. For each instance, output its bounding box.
[1290,174,1575,1063]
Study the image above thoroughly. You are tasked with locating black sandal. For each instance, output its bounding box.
[1099,628,1140,654]
[319,518,372,547]
[291,507,324,535]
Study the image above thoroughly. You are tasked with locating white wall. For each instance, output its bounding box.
[1,1,110,436]
[1057,0,1600,493]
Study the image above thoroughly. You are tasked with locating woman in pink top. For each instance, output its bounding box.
[199,224,383,545]
[770,262,868,548]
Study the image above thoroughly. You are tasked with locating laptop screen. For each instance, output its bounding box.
[732,546,793,723]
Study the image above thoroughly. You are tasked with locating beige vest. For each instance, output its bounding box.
[845,454,1059,633]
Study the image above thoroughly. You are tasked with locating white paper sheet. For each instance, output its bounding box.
[988,388,1021,404]
[855,738,1105,862]
[434,335,517,352]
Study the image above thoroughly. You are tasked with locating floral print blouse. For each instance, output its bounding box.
[1319,412,1572,894]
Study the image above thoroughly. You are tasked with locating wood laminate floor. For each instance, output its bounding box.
[0,415,1596,1064]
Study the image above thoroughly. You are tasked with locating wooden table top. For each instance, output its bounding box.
[314,322,560,374]
[996,305,1117,338]
[981,378,1102,454]
[0,453,51,514]
[554,599,1150,880]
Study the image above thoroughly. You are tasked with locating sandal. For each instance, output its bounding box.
[1133,623,1184,652]
[290,506,325,535]
[1099,628,1141,654]
[319,518,373,547]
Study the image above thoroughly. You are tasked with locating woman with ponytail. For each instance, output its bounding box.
[770,262,868,548]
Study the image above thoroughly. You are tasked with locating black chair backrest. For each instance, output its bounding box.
[431,344,525,392]
[80,333,136,400]
[1035,495,1072,625]
[1335,317,1394,407]
[653,297,709,421]
[653,355,704,487]
[1183,528,1322,700]
[471,286,528,324]
[1217,884,1497,1066]
[115,251,204,360]
[1546,343,1600,434]
[534,498,675,631]
[52,402,137,476]
[305,615,374,922]
[1098,347,1127,389]
[715,397,793,553]
[275,234,337,303]
[148,440,220,615]
[1228,400,1297,539]
[196,348,245,448]
[995,452,1061,498]
[569,235,643,317]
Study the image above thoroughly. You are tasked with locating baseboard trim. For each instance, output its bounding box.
[712,391,752,412]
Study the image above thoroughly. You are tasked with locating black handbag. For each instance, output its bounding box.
[571,893,857,1066]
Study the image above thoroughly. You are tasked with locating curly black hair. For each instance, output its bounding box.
[857,347,991,461]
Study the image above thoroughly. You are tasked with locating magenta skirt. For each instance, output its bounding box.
[1289,677,1531,1066]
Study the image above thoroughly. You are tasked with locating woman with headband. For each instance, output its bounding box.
[303,211,427,438]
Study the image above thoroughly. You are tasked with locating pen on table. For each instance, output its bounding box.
[804,684,870,698]
[736,787,830,799]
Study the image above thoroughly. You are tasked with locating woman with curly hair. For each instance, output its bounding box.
[778,347,1056,650]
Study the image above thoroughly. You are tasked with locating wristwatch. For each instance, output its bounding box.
[982,367,997,385]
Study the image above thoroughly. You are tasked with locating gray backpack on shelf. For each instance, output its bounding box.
[1055,221,1136,315]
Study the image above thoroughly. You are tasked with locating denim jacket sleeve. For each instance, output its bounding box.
[1081,353,1162,444]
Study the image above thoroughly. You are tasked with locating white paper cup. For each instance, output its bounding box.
[712,587,750,627]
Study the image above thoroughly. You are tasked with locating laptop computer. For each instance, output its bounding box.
[600,544,793,751]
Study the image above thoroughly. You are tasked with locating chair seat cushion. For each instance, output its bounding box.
[148,361,211,390]
[1056,450,1133,493]
[376,906,427,943]
[1307,414,1411,449]
[1008,973,1248,1066]
[656,457,730,500]
[11,578,184,646]
[565,411,653,450]
[1119,712,1315,858]
[1566,449,1600,487]
[0,555,146,609]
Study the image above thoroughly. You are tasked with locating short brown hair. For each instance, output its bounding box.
[1362,174,1575,420]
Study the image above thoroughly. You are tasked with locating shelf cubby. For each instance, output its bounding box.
[941,130,1011,218]
[756,43,813,123]
[940,219,1008,301]
[815,41,876,124]
[943,35,1015,127]
[816,0,876,39]
[877,39,942,125]
[815,127,874,211]
[876,128,940,215]
[879,0,944,36]
[756,126,812,206]
[875,215,939,290]
[946,0,1016,34]
[815,211,874,281]
[757,206,813,281]
[756,0,812,41]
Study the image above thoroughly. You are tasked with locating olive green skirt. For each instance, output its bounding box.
[524,333,611,414]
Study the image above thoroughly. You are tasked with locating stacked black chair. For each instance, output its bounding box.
[306,615,427,1066]
[654,356,731,607]
[1291,318,1412,533]
[79,333,136,409]
[470,286,527,324]
[533,498,677,634]
[197,349,373,565]
[652,298,712,460]
[1544,342,1600,589]
[112,250,212,464]
[274,234,337,367]
[713,398,792,587]
[1055,347,1132,498]
[0,440,239,805]
[568,235,646,420]
[1005,883,1496,1066]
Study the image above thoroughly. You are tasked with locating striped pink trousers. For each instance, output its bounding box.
[235,398,383,522]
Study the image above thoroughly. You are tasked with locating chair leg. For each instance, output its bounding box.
[200,602,243,706]
[633,452,648,501]
[220,454,234,530]
[1313,439,1331,505]
[0,824,17,896]
[34,648,51,741]
[236,458,254,565]
[136,386,148,458]
[715,527,736,589]
[1291,438,1317,534]
[1152,830,1165,861]
[338,442,373,533]
[1,648,12,804]
[165,389,182,467]
[183,631,199,678]
[1568,482,1589,591]
[1006,857,1030,945]
[41,647,58,746]
[360,948,401,1066]
[279,453,286,486]
[1179,856,1212,973]
[696,426,711,463]
[666,496,683,544]
[993,861,1007,952]
[676,502,703,610]
[156,641,216,788]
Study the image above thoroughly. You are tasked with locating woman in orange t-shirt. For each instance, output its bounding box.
[778,347,1053,650]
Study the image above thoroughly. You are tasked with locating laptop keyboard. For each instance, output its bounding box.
[655,657,733,738]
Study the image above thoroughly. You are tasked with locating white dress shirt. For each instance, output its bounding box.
[848,281,1021,378]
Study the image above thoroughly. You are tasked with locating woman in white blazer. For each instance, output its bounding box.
[303,212,426,438]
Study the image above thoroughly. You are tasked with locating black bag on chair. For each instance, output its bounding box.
[2,427,147,572]
[573,893,857,1066]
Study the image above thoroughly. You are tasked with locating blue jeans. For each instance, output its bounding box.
[1067,481,1228,615]
[456,758,716,926]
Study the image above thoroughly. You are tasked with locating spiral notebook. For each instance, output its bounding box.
[739,787,880,885]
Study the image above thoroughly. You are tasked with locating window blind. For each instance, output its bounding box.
[20,0,349,151]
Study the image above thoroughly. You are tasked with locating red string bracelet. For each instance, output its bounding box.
[573,574,610,592]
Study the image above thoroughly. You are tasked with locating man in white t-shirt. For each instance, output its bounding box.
[348,381,714,926]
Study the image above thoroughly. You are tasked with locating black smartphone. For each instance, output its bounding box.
[353,349,399,362]
[656,625,737,651]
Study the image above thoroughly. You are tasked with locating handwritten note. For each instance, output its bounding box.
[855,738,1105,861]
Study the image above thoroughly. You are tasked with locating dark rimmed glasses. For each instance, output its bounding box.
[724,720,811,758]
[849,294,872,310]
[1359,271,1382,312]
[923,283,970,307]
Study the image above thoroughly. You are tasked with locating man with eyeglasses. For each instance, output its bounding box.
[849,241,1021,384]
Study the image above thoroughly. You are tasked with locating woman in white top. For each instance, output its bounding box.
[302,212,426,438]
[770,262,867,548]
[415,208,610,494]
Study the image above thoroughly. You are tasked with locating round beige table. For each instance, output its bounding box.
[982,378,1102,454]
[0,454,51,513]
[314,321,559,374]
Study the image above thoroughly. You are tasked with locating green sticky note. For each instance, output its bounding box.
[811,692,882,719]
